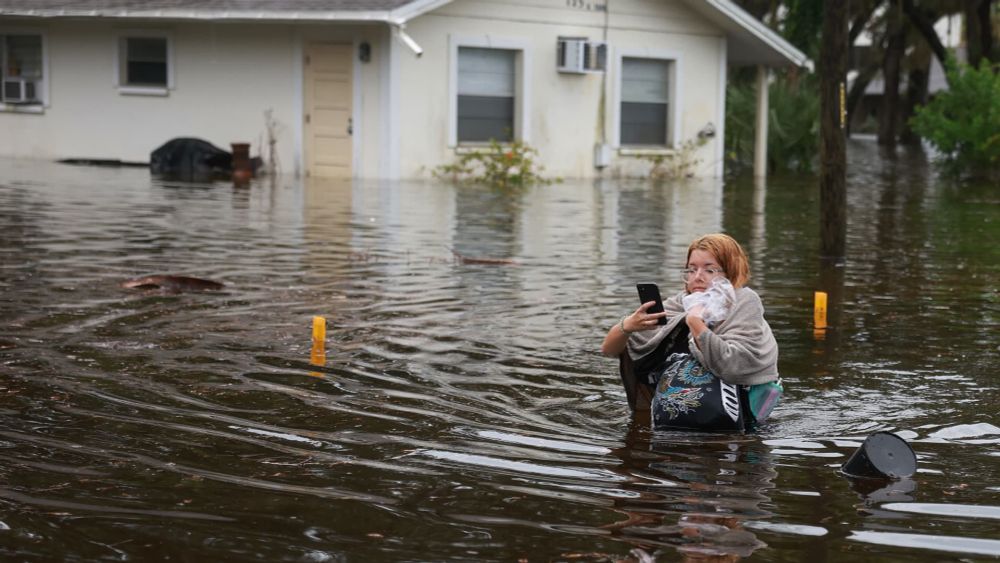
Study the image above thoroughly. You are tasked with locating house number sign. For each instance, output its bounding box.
[565,0,606,11]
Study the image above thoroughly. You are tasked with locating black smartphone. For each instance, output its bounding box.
[636,283,667,325]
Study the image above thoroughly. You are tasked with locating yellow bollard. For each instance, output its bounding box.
[310,316,327,376]
[312,316,326,343]
[814,291,828,330]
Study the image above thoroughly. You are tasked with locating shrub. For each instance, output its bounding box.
[725,72,820,175]
[910,59,1000,178]
[640,137,708,180]
[435,139,556,188]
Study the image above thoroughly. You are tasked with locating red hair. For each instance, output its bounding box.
[686,233,751,288]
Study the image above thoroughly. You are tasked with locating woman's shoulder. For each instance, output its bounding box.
[734,286,763,303]
[732,286,767,314]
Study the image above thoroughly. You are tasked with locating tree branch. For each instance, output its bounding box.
[901,0,949,72]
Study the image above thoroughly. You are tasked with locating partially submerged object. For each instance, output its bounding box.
[841,431,917,479]
[450,249,517,265]
[121,275,225,293]
[150,138,233,182]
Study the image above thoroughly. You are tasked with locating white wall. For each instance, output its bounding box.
[398,0,726,178]
[0,20,387,178]
[1,1,729,180]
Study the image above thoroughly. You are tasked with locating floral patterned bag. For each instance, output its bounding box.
[650,353,747,432]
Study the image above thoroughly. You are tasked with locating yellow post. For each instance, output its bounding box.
[312,316,326,343]
[814,291,828,330]
[310,316,327,376]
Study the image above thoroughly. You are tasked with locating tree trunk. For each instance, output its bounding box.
[980,0,996,64]
[847,60,881,137]
[966,1,984,67]
[966,0,996,67]
[900,64,930,145]
[820,0,849,259]
[879,0,905,146]
[903,0,950,83]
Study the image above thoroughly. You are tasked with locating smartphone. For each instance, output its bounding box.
[636,283,667,325]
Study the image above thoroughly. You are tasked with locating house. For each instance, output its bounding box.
[848,13,963,135]
[0,0,807,179]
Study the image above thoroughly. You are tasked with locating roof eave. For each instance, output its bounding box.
[388,0,455,24]
[688,0,813,70]
[0,8,395,23]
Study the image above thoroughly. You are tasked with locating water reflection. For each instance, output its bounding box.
[603,422,775,560]
[848,476,917,506]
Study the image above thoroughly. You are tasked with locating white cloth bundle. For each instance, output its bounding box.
[682,277,736,325]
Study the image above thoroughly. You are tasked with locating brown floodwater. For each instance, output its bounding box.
[0,140,997,562]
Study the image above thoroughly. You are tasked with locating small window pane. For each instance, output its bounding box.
[458,47,515,97]
[621,102,667,145]
[458,95,514,142]
[622,57,669,103]
[123,37,167,87]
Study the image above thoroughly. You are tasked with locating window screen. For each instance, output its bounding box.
[457,47,515,143]
[621,57,670,146]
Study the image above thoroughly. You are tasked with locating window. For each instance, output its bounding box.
[119,36,169,89]
[620,57,672,146]
[457,47,515,143]
[1,34,44,105]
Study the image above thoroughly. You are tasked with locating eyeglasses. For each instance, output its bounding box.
[680,267,725,282]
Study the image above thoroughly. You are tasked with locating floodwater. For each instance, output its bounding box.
[0,141,997,562]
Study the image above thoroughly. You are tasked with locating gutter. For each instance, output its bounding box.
[389,23,423,57]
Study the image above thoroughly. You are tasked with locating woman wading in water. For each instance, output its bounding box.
[601,233,781,430]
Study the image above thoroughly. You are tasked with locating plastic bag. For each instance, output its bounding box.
[682,277,735,325]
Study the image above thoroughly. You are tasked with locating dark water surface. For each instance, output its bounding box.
[1,142,998,562]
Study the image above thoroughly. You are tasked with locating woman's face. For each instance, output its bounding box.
[685,249,725,293]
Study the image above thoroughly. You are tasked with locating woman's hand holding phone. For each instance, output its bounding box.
[624,300,668,333]
[602,284,669,356]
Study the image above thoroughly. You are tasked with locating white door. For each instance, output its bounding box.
[304,42,353,178]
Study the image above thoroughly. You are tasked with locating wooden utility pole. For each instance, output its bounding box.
[879,0,904,147]
[819,0,848,259]
[966,0,997,68]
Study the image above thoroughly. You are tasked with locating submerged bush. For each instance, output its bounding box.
[435,139,556,188]
[725,72,820,175]
[910,59,1000,179]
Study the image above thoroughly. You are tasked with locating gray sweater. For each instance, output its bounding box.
[626,287,779,386]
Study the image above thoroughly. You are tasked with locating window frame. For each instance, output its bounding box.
[114,30,173,96]
[612,49,681,151]
[447,34,531,148]
[0,29,48,112]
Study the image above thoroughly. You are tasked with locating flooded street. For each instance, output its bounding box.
[0,141,998,561]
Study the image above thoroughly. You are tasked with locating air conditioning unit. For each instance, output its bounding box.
[557,38,606,74]
[3,78,37,103]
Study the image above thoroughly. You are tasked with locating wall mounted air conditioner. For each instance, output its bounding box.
[557,38,606,74]
[3,78,37,103]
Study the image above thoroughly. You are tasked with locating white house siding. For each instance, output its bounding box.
[398,0,726,178]
[0,19,387,179]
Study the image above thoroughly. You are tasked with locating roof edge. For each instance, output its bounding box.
[701,0,812,69]
[0,8,393,23]
[389,0,455,23]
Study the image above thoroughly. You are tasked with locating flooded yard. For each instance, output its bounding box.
[0,141,998,561]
